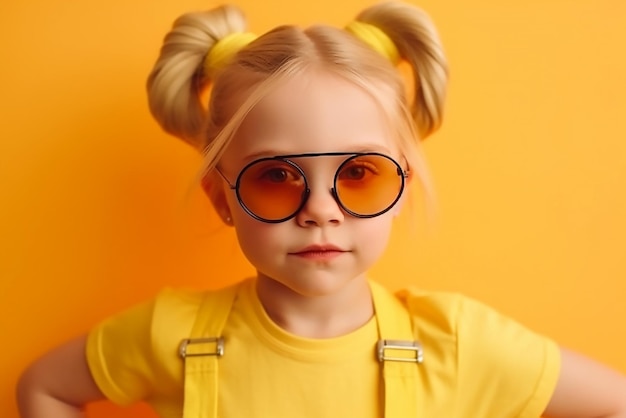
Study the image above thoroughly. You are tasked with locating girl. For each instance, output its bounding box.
[16,2,626,417]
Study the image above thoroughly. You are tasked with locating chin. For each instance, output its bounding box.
[262,270,367,298]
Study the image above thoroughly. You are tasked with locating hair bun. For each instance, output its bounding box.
[146,5,247,147]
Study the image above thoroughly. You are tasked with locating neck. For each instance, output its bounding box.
[255,274,374,339]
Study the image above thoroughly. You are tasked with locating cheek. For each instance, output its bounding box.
[355,216,395,258]
[232,217,284,267]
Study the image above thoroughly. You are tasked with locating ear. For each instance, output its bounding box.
[201,173,234,226]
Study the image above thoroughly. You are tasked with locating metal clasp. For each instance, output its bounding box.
[377,339,424,363]
[179,337,225,358]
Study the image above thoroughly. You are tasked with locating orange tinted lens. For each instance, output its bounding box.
[238,159,305,220]
[335,155,403,215]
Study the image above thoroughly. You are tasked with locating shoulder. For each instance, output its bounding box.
[90,284,237,359]
[85,283,244,404]
[395,286,558,360]
[395,286,467,339]
[395,286,561,417]
[150,287,206,334]
[396,286,534,338]
[150,283,244,352]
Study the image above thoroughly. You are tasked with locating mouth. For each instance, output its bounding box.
[289,244,347,260]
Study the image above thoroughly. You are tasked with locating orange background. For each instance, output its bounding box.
[2,0,625,416]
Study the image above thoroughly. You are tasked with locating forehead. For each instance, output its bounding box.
[227,70,396,164]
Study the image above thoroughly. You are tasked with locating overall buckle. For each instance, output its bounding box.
[179,337,225,358]
[377,339,424,363]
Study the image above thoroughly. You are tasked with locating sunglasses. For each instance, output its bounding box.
[216,152,409,223]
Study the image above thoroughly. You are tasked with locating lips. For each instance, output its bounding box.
[291,244,346,254]
[289,244,347,260]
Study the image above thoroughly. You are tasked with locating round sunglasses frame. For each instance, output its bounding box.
[217,152,409,224]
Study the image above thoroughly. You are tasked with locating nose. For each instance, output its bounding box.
[295,186,345,227]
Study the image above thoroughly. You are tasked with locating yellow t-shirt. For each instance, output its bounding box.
[86,279,560,418]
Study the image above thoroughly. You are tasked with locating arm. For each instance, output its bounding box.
[16,335,105,418]
[543,347,626,418]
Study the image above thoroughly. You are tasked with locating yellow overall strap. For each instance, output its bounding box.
[370,281,423,418]
[179,283,240,418]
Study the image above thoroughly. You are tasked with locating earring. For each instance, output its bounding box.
[225,216,232,224]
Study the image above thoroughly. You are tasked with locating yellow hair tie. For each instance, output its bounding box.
[204,32,257,76]
[345,21,400,64]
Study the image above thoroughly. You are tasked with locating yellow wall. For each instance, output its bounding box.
[2,0,625,416]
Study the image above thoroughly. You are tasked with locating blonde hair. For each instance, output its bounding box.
[147,5,247,146]
[147,2,448,195]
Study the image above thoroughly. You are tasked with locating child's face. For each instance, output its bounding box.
[215,70,403,297]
